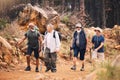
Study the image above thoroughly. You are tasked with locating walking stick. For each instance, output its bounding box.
[70,47,73,60]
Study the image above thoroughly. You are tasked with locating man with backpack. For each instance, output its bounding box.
[70,23,87,71]
[17,23,42,72]
[43,23,61,73]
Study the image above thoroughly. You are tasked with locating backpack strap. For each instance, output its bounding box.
[53,31,56,38]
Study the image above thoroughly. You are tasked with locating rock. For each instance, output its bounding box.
[115,45,120,50]
[0,36,13,64]
[0,36,13,51]
[85,68,106,80]
[0,62,8,68]
[103,25,120,44]
[112,55,120,67]
[18,4,60,34]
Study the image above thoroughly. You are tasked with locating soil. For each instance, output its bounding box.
[0,55,92,80]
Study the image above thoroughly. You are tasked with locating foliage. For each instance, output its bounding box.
[61,15,69,24]
[97,62,120,80]
[0,18,7,30]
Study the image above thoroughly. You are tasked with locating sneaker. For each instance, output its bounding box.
[45,68,51,72]
[35,67,39,72]
[51,69,57,73]
[25,66,31,71]
[71,66,76,70]
[80,67,84,71]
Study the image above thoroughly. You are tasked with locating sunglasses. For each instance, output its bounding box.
[76,27,81,28]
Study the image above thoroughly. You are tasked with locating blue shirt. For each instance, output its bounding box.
[92,35,104,52]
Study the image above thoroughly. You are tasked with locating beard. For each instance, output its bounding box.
[77,29,81,33]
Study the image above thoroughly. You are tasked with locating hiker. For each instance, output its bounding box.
[17,23,42,72]
[91,27,105,61]
[70,23,87,71]
[43,23,61,73]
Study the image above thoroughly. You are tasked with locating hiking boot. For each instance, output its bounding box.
[35,67,39,72]
[51,69,57,73]
[71,65,76,70]
[45,68,51,72]
[80,67,84,71]
[25,66,31,71]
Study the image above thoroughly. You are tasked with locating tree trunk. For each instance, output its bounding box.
[102,0,106,28]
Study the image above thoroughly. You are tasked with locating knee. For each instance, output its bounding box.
[26,55,30,58]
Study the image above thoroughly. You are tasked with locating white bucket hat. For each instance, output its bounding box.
[94,27,103,33]
[75,23,82,28]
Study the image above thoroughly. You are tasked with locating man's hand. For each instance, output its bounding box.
[70,46,73,50]
[55,50,59,53]
[94,48,98,52]
[39,48,41,53]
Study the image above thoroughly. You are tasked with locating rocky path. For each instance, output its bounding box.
[0,55,92,80]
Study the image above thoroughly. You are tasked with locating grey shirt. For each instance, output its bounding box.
[25,30,40,48]
[76,32,80,47]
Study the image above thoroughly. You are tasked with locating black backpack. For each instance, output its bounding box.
[53,31,62,41]
[45,31,62,41]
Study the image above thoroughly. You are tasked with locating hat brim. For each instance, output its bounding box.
[94,29,102,32]
[76,26,82,28]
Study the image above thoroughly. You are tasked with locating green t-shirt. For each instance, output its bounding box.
[25,30,40,48]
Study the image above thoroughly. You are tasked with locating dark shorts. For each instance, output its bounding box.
[73,47,86,60]
[26,46,39,59]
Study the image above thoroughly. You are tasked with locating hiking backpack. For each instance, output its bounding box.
[45,31,62,41]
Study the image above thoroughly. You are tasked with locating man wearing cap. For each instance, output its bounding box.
[91,27,105,61]
[70,23,87,71]
[18,23,42,72]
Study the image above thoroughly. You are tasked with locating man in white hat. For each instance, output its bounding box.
[18,23,42,72]
[70,23,87,71]
[91,27,105,61]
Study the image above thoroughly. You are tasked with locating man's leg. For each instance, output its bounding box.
[34,47,40,72]
[80,49,86,71]
[73,57,77,66]
[97,52,105,63]
[26,55,31,67]
[44,52,51,72]
[25,47,32,71]
[51,52,57,72]
[71,48,79,70]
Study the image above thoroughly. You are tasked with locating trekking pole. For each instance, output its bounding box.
[39,47,43,72]
[15,42,19,57]
[70,47,73,60]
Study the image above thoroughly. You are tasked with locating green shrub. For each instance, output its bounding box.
[97,62,120,80]
[0,18,7,30]
[61,15,69,24]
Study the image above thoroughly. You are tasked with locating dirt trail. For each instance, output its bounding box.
[0,54,92,80]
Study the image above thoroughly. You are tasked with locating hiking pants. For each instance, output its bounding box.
[44,52,57,70]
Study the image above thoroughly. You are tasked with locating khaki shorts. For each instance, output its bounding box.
[91,50,105,61]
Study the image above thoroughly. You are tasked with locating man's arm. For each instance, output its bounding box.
[17,36,27,45]
[39,35,43,44]
[38,34,43,52]
[70,38,74,50]
[55,32,61,53]
[95,36,104,51]
[95,42,104,51]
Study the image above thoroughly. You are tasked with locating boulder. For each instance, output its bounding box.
[112,55,120,67]
[18,4,60,34]
[0,36,13,64]
[103,25,120,44]
[85,68,106,80]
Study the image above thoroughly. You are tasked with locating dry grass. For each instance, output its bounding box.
[97,62,120,80]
